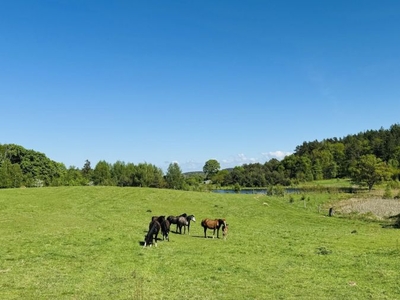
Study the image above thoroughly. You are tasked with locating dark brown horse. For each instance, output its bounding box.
[201,218,226,239]
[151,216,170,241]
[143,220,161,247]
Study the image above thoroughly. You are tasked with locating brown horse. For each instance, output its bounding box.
[201,218,226,239]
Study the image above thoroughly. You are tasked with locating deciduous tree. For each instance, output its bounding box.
[203,159,220,180]
[349,154,390,191]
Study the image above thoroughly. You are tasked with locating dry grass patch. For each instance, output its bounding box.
[336,198,400,219]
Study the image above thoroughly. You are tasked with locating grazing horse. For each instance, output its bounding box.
[161,219,170,241]
[143,220,161,247]
[177,215,196,235]
[151,216,170,241]
[201,218,226,239]
[222,223,229,240]
[167,213,187,233]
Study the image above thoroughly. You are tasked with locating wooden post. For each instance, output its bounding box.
[328,207,334,217]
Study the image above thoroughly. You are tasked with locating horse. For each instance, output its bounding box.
[167,213,187,233]
[222,223,229,240]
[177,214,196,235]
[151,216,170,241]
[161,219,170,241]
[143,220,161,247]
[201,218,226,239]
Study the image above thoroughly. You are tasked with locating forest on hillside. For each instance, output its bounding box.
[1,124,400,191]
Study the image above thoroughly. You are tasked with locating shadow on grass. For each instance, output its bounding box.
[381,214,400,229]
[191,235,223,239]
[138,237,168,247]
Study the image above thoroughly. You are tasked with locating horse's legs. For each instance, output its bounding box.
[203,227,207,238]
[212,228,216,238]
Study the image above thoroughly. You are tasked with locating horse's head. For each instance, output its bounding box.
[189,215,196,222]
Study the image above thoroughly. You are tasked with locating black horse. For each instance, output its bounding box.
[151,216,170,241]
[167,213,187,233]
[143,220,161,247]
[177,214,196,235]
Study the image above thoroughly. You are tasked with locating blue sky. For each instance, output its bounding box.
[1,1,400,172]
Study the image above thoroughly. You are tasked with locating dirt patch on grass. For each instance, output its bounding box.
[336,198,400,219]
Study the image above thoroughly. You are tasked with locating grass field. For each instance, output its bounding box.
[1,186,400,299]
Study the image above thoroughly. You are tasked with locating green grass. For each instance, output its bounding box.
[1,186,400,299]
[300,178,353,187]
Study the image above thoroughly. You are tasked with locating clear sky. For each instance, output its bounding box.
[2,1,400,172]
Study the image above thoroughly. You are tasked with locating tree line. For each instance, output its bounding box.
[1,124,400,190]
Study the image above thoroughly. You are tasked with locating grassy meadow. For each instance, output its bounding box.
[1,186,400,299]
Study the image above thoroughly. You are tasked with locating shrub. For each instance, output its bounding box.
[383,184,393,199]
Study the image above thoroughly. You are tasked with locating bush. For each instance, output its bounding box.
[234,183,241,193]
[383,184,393,199]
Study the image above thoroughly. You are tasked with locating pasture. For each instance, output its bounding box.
[1,186,400,299]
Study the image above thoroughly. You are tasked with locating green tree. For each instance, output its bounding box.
[225,166,245,186]
[111,161,133,187]
[63,166,86,186]
[203,159,220,180]
[81,159,93,182]
[349,154,390,191]
[165,162,185,189]
[0,159,23,188]
[185,173,205,190]
[211,169,229,186]
[295,156,313,182]
[132,163,165,188]
[93,160,113,186]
